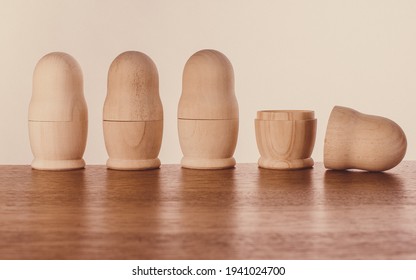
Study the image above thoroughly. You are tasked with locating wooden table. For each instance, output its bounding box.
[1,163,415,260]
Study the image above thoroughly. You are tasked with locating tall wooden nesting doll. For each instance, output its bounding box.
[29,52,88,170]
[178,49,239,169]
[103,51,163,170]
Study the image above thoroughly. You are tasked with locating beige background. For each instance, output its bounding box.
[1,0,415,165]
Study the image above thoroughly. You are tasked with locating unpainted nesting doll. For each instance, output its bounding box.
[103,51,163,170]
[28,52,88,170]
[178,49,239,169]
[324,106,407,171]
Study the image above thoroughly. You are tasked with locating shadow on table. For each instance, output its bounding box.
[323,170,405,206]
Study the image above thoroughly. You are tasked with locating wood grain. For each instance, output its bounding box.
[178,119,238,169]
[1,163,416,260]
[178,49,239,169]
[324,106,407,171]
[29,52,87,122]
[103,120,162,170]
[29,52,88,170]
[255,110,316,170]
[103,51,163,122]
[178,49,238,120]
[29,121,87,170]
[103,51,163,170]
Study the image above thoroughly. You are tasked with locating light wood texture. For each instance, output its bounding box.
[178,49,238,169]
[1,163,416,260]
[103,51,163,121]
[28,52,88,170]
[29,121,87,170]
[257,110,315,121]
[255,110,316,170]
[178,49,238,120]
[178,119,238,169]
[103,121,162,170]
[103,51,163,170]
[324,106,407,171]
[29,52,87,122]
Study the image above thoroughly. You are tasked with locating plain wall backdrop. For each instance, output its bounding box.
[1,0,415,165]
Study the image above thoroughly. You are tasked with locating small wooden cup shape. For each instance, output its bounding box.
[255,110,317,170]
[324,106,407,172]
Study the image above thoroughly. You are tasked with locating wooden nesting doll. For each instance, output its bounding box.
[103,51,163,170]
[324,106,407,171]
[29,52,88,170]
[178,49,239,169]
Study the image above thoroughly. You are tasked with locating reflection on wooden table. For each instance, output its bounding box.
[0,163,415,259]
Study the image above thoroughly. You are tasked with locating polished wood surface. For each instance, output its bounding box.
[1,163,415,260]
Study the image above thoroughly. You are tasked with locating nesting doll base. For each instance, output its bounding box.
[31,159,85,171]
[29,121,87,171]
[103,120,162,170]
[181,156,236,170]
[258,157,314,170]
[178,119,238,170]
[106,158,161,170]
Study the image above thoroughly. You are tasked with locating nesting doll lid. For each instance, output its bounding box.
[103,51,163,121]
[178,49,238,120]
[29,52,87,121]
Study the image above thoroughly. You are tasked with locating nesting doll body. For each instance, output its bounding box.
[29,52,88,170]
[178,49,239,169]
[103,51,163,170]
